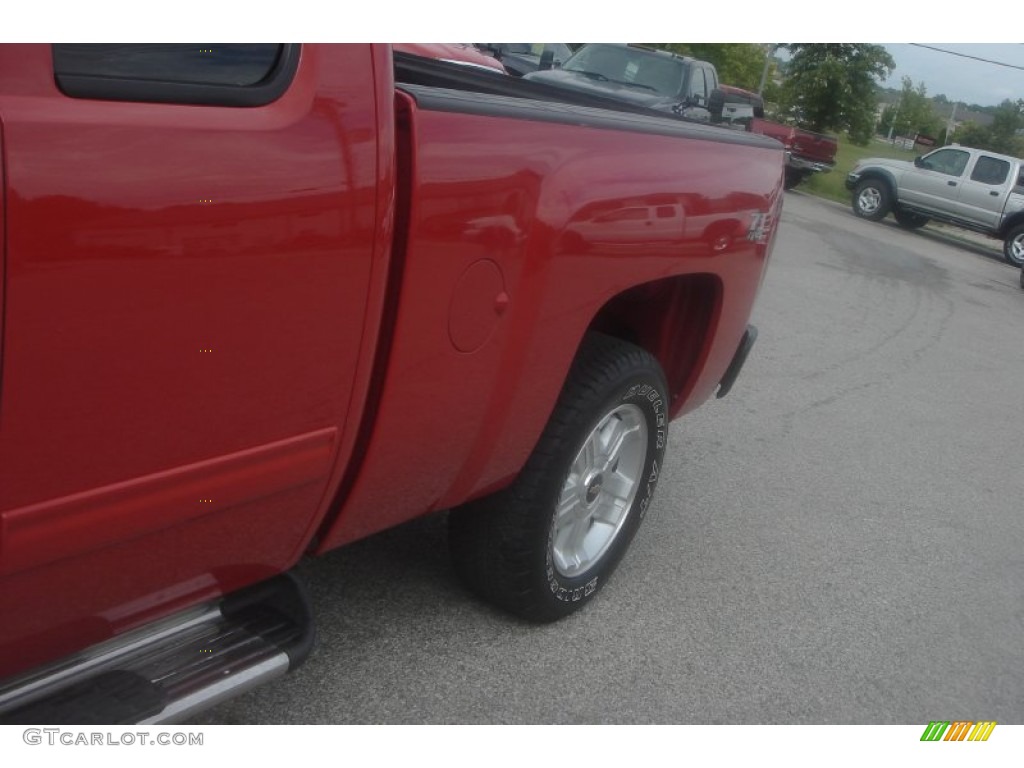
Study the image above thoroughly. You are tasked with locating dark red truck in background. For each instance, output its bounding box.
[716,85,837,189]
[0,44,783,723]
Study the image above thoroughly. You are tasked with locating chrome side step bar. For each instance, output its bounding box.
[0,573,314,724]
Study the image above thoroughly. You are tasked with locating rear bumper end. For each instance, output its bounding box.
[716,325,758,399]
[789,156,834,174]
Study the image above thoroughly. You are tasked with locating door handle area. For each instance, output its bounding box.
[990,190,999,196]
[947,180,957,186]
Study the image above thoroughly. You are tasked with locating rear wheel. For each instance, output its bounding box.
[783,168,808,190]
[1003,224,1024,267]
[852,178,892,221]
[894,209,929,229]
[448,333,668,622]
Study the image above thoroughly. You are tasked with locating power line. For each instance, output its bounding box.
[909,43,1024,72]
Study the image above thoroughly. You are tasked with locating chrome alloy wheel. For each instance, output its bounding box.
[1009,232,1024,264]
[551,404,648,578]
[857,186,882,215]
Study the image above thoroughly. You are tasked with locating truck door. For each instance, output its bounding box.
[956,154,1013,228]
[900,147,971,216]
[681,65,712,122]
[0,44,382,677]
[0,115,4,411]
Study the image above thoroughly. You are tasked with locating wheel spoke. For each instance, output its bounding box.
[581,435,599,474]
[602,421,641,472]
[550,402,649,578]
[570,451,587,481]
[554,511,593,571]
[570,515,592,559]
[554,487,580,524]
[602,470,633,503]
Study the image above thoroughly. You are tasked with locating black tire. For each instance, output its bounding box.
[783,168,807,190]
[448,333,669,622]
[707,88,725,121]
[852,178,892,221]
[894,209,930,229]
[1003,224,1024,268]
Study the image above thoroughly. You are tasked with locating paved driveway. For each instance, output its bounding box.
[197,191,1024,724]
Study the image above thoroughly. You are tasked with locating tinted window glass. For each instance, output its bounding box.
[704,66,718,91]
[54,44,282,87]
[549,44,573,63]
[970,156,1010,185]
[563,45,684,97]
[921,149,970,177]
[687,66,706,100]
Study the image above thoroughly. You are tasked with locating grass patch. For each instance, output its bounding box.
[800,137,919,204]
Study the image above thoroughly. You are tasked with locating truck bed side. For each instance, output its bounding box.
[317,84,783,547]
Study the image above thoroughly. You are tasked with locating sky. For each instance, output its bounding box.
[880,44,1024,108]
[6,3,1023,110]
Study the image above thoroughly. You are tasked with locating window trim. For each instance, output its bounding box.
[52,44,301,107]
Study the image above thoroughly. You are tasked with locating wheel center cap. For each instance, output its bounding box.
[584,473,604,504]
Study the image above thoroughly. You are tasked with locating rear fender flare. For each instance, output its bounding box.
[999,210,1024,238]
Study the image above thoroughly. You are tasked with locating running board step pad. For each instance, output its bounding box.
[0,573,314,724]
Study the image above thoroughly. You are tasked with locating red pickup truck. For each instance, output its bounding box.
[716,86,838,189]
[0,44,783,723]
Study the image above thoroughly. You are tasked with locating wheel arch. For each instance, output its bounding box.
[855,168,898,197]
[584,273,722,415]
[998,211,1024,239]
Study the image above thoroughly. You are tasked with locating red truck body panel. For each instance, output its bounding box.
[0,44,781,684]
[750,117,795,145]
[318,92,780,548]
[789,129,837,167]
[750,117,837,167]
[0,44,393,677]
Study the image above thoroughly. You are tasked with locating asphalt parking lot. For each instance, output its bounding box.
[197,191,1024,724]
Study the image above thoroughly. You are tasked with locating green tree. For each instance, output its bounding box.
[876,104,900,136]
[989,98,1024,152]
[952,99,1024,155]
[954,121,992,149]
[652,43,772,91]
[780,44,895,144]
[878,77,942,140]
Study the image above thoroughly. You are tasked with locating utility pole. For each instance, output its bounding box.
[946,101,959,144]
[887,94,903,143]
[758,44,778,96]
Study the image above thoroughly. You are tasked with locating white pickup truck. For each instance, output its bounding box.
[847,145,1024,266]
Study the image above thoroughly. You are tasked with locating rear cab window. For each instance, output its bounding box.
[52,44,299,106]
[969,155,1010,186]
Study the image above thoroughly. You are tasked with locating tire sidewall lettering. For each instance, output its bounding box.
[545,375,666,604]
